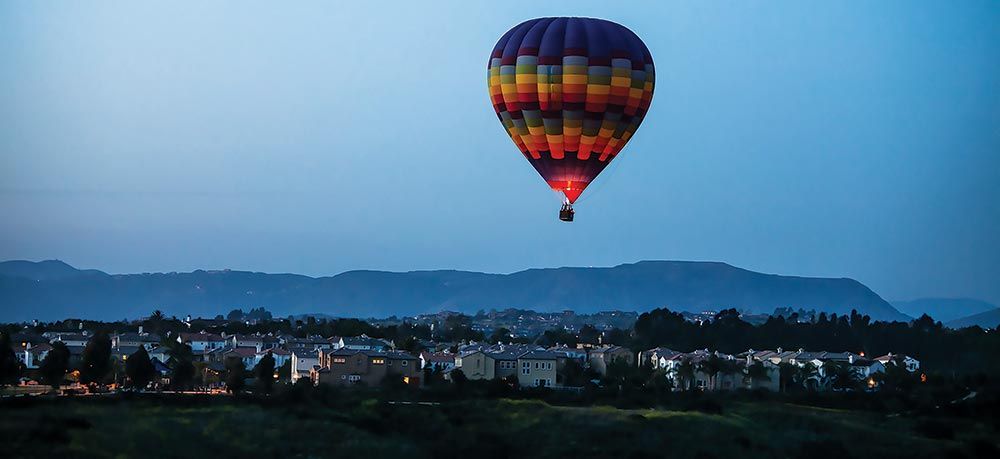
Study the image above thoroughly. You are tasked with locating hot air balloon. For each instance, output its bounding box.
[488,17,655,221]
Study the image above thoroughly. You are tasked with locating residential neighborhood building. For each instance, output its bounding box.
[420,351,456,372]
[315,348,419,386]
[112,329,161,350]
[14,342,52,369]
[290,349,320,383]
[177,332,227,353]
[875,353,920,373]
[336,335,392,352]
[588,345,634,376]
[517,350,557,387]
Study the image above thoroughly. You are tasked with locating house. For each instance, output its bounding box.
[742,355,780,391]
[641,347,684,370]
[14,342,52,369]
[454,350,491,380]
[452,344,542,381]
[420,352,456,372]
[486,345,531,381]
[850,359,886,381]
[177,332,227,353]
[337,335,391,352]
[290,349,319,383]
[148,346,172,364]
[47,332,90,347]
[549,346,588,385]
[680,350,742,391]
[656,349,747,391]
[66,345,86,368]
[112,345,143,362]
[588,346,634,376]
[112,328,161,350]
[282,335,333,351]
[548,346,587,363]
[315,349,419,386]
[517,350,557,388]
[874,353,920,373]
[260,348,291,370]
[221,347,259,370]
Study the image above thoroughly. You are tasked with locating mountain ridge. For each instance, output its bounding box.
[0,259,909,323]
[945,308,1000,329]
[891,297,997,323]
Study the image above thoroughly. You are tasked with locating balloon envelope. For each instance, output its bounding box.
[488,17,655,203]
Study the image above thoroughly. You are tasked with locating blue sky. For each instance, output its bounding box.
[1,1,998,305]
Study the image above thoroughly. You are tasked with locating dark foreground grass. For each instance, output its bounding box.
[1,395,997,459]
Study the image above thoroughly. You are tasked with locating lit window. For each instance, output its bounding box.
[333,357,346,364]
[372,358,385,365]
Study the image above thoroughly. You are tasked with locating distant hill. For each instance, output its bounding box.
[0,260,910,323]
[0,259,107,281]
[891,298,997,323]
[945,309,1000,329]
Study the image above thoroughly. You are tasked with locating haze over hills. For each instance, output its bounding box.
[0,259,910,323]
[945,308,1000,329]
[890,298,997,323]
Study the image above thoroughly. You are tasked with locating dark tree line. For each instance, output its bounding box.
[0,332,21,386]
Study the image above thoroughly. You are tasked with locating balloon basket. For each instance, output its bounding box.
[559,203,575,222]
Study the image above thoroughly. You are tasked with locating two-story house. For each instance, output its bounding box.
[517,350,558,387]
[177,332,227,353]
[588,345,634,376]
[316,349,419,386]
[290,348,319,383]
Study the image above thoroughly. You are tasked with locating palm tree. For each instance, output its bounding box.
[778,362,796,393]
[696,354,724,391]
[824,361,856,391]
[795,362,819,391]
[744,361,771,389]
[675,359,695,391]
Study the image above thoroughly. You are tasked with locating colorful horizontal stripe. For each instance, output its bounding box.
[488,17,655,203]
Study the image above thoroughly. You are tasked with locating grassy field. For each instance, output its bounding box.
[1,394,997,458]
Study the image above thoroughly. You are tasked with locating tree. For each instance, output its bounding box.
[538,329,578,347]
[489,327,512,344]
[696,354,725,391]
[0,332,21,387]
[744,361,771,389]
[125,346,156,390]
[675,359,696,391]
[39,341,70,389]
[80,332,112,386]
[225,358,246,394]
[560,358,587,387]
[824,361,858,391]
[399,336,424,354]
[144,310,166,335]
[254,351,276,394]
[578,325,601,345]
[778,362,796,393]
[450,368,468,388]
[794,363,819,391]
[278,359,292,381]
[168,343,196,390]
